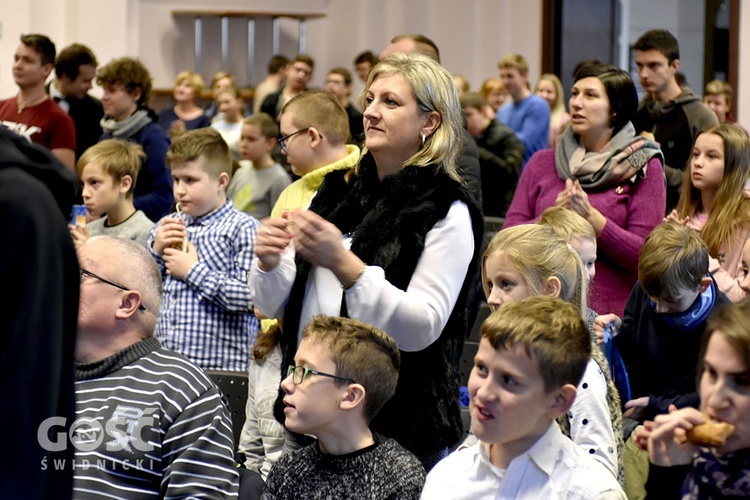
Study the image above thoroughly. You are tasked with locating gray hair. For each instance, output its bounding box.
[88,236,162,320]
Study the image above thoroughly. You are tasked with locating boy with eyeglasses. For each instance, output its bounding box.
[148,127,259,371]
[261,315,425,499]
[270,90,360,218]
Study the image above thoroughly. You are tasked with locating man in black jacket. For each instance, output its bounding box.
[48,43,104,160]
[0,126,79,499]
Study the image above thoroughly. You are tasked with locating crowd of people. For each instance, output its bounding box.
[4,25,750,500]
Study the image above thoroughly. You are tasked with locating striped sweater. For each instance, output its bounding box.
[72,337,239,498]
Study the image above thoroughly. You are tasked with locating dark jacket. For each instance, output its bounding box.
[0,127,79,500]
[67,94,104,160]
[614,278,729,420]
[474,119,525,217]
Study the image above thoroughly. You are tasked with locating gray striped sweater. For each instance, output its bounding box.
[71,337,238,498]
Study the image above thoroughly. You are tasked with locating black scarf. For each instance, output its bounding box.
[278,153,483,453]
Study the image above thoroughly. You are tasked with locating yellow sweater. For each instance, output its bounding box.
[271,145,360,217]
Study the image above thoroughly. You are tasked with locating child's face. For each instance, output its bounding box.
[80,163,127,218]
[535,79,557,108]
[170,158,227,217]
[699,332,750,454]
[469,338,556,461]
[647,287,700,315]
[484,252,532,311]
[464,106,488,137]
[102,83,138,122]
[239,124,274,163]
[690,133,725,195]
[484,88,505,112]
[217,93,243,121]
[279,112,315,176]
[704,94,729,123]
[280,338,349,438]
[570,237,597,283]
[739,238,750,295]
[212,77,233,99]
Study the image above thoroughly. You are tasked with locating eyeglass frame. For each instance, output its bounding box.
[277,127,311,153]
[80,268,146,311]
[286,365,356,386]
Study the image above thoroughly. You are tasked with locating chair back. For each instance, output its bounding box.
[206,370,249,450]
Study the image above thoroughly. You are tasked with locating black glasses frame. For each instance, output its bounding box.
[80,269,146,311]
[278,127,311,153]
[286,365,355,385]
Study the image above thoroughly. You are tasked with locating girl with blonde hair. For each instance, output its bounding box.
[669,123,750,301]
[482,224,624,483]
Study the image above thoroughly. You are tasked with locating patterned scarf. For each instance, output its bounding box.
[100,109,153,139]
[555,122,663,190]
[682,447,750,498]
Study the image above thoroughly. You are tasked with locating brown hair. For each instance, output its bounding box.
[96,57,153,106]
[638,222,708,298]
[497,54,529,75]
[77,140,145,197]
[675,124,750,258]
[166,128,231,178]
[282,90,349,146]
[481,296,591,392]
[302,315,400,423]
[244,112,279,140]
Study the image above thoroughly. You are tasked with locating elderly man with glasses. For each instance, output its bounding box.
[72,236,238,497]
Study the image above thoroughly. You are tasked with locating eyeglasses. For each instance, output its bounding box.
[278,127,310,153]
[80,268,146,311]
[286,365,355,385]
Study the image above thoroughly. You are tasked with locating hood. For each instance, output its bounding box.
[642,88,702,118]
[0,127,78,215]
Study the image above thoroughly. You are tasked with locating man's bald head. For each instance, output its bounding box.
[381,34,440,63]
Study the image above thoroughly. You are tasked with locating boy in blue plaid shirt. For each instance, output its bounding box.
[149,128,259,371]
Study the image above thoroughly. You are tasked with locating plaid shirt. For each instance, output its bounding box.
[149,200,259,371]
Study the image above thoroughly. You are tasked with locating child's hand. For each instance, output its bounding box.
[663,210,689,225]
[256,216,293,271]
[68,224,91,250]
[593,314,621,344]
[163,241,198,280]
[153,218,187,256]
[648,406,704,467]
[633,419,655,451]
[623,396,649,420]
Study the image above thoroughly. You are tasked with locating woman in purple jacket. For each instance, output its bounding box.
[504,64,665,317]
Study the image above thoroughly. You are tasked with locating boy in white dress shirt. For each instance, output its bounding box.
[421,296,625,499]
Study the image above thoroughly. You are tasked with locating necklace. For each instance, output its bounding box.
[17,94,48,114]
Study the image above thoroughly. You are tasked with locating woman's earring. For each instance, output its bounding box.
[421,133,426,146]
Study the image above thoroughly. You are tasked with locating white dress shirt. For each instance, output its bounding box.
[421,422,626,500]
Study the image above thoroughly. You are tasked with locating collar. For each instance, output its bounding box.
[472,422,560,478]
[182,199,233,226]
[301,144,360,189]
[651,276,717,331]
[49,82,66,102]
[75,337,160,380]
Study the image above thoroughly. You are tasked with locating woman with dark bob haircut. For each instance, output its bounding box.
[504,63,666,317]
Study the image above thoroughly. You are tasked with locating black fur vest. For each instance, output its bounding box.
[281,152,483,454]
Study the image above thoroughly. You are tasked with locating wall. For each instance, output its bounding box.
[626,0,705,97]
[0,0,744,123]
[0,0,543,101]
